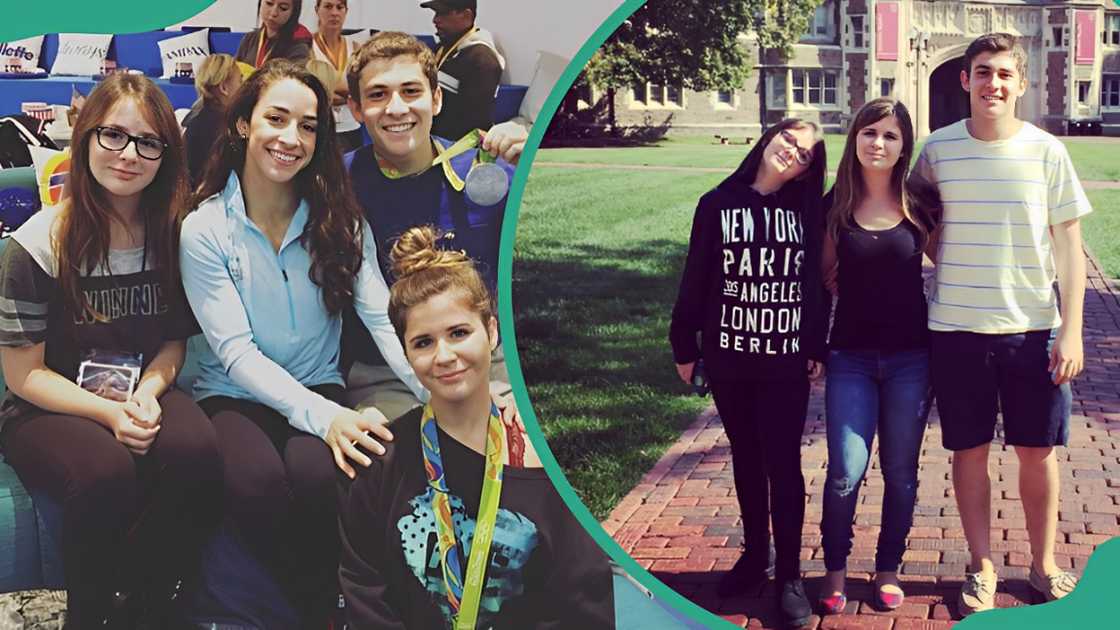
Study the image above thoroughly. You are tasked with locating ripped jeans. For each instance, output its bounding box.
[821,349,930,573]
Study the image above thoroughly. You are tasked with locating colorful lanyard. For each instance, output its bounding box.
[435,27,478,70]
[420,402,504,629]
[255,30,272,68]
[375,129,493,191]
[314,32,347,74]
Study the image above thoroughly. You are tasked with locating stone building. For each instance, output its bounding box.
[584,0,1119,137]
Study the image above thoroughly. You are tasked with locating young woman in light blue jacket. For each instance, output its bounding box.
[179,59,423,626]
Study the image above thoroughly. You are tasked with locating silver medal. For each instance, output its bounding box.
[464,162,509,206]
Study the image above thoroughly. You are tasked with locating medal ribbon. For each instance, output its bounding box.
[376,129,493,191]
[420,402,505,630]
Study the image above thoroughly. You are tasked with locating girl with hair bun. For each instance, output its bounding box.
[338,225,615,629]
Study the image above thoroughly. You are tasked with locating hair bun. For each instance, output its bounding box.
[390,225,470,279]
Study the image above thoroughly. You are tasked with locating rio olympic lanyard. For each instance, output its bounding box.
[255,30,273,68]
[314,32,347,74]
[420,402,504,629]
[376,129,493,187]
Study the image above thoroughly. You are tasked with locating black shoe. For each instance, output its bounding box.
[777,579,812,628]
[717,552,771,597]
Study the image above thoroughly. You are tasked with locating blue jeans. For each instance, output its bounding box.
[821,349,931,572]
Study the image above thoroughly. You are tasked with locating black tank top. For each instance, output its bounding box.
[830,217,928,351]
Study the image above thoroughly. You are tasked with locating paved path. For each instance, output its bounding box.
[535,162,1120,189]
[602,248,1120,629]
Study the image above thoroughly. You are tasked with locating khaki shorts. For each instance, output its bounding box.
[346,343,510,421]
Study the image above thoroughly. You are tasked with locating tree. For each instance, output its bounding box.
[580,0,823,131]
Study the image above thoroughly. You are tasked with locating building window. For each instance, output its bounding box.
[801,1,836,43]
[790,69,839,107]
[1106,14,1120,46]
[767,72,787,108]
[881,78,895,97]
[851,16,864,48]
[631,84,646,104]
[1104,76,1120,107]
[633,82,684,107]
[1077,81,1091,105]
[716,89,734,105]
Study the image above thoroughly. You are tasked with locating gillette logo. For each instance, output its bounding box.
[0,44,34,61]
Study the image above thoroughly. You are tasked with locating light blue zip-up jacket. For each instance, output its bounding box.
[180,172,425,439]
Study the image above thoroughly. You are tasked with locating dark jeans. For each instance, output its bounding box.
[821,349,931,573]
[710,377,810,582]
[1,389,222,627]
[197,384,347,625]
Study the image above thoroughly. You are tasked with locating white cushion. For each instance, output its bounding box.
[0,36,45,72]
[519,50,569,124]
[50,33,113,76]
[157,28,210,79]
[29,145,70,207]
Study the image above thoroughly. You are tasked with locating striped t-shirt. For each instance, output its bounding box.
[914,120,1092,333]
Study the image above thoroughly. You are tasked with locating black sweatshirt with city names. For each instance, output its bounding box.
[669,174,829,381]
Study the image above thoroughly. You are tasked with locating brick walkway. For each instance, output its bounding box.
[602,250,1120,629]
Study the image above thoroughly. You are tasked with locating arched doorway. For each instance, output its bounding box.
[928,56,970,131]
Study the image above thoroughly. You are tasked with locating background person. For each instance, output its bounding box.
[180,59,423,626]
[235,0,313,68]
[668,118,829,629]
[420,0,505,141]
[310,0,363,152]
[184,53,243,187]
[339,225,615,629]
[0,74,221,628]
[817,97,939,615]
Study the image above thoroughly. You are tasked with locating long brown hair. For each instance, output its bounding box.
[190,58,363,315]
[727,118,827,207]
[56,73,188,321]
[828,98,936,246]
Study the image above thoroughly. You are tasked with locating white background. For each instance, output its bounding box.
[176,0,625,85]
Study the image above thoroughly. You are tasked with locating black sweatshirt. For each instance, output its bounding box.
[669,173,830,381]
[339,407,615,629]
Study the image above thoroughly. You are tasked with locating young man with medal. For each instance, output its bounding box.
[421,0,505,141]
[338,225,614,629]
[340,31,523,421]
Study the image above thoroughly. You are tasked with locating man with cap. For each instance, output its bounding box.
[421,0,505,141]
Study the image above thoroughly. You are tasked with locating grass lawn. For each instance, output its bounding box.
[515,139,1120,520]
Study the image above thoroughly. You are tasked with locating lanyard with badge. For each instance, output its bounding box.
[420,402,504,630]
[376,129,509,206]
[435,27,479,70]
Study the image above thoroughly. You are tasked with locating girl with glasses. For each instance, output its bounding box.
[0,73,221,628]
[669,118,830,628]
[180,59,424,626]
[338,225,615,629]
[817,98,940,615]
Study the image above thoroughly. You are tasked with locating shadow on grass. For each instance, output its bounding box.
[540,104,675,148]
[513,237,708,519]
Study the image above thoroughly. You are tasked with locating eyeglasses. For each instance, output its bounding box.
[94,126,167,160]
[779,129,814,166]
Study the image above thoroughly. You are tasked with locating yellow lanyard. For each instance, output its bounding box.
[375,129,488,191]
[435,27,478,70]
[314,33,347,74]
[255,30,272,68]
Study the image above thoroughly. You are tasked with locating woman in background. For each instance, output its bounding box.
[669,118,829,629]
[817,97,940,615]
[310,0,363,152]
[0,74,220,628]
[184,53,243,187]
[235,0,313,68]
